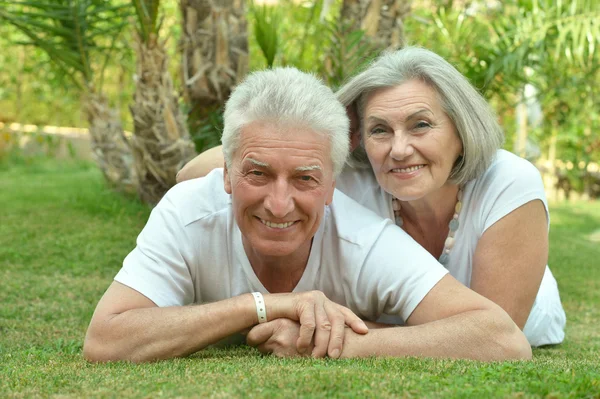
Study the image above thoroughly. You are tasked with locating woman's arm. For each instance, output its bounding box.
[470,199,548,329]
[176,145,225,183]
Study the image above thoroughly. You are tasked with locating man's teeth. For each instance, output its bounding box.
[392,165,425,173]
[261,220,294,229]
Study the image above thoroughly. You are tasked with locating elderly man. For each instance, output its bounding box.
[83,68,531,362]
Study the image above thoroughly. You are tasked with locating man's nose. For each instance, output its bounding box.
[264,179,294,218]
[390,132,415,160]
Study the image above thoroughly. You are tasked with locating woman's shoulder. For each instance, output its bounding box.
[335,164,391,217]
[490,149,540,171]
[337,163,378,187]
[464,149,548,231]
[473,149,544,190]
[336,164,380,198]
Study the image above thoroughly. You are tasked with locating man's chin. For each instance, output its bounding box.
[253,243,301,258]
[245,236,309,259]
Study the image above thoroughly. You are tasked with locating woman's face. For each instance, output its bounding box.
[362,79,463,201]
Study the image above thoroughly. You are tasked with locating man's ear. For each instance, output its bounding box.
[325,179,336,206]
[346,103,361,151]
[223,162,232,194]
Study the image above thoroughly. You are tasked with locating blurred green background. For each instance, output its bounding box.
[0,0,598,203]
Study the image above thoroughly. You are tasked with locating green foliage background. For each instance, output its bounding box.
[0,0,598,174]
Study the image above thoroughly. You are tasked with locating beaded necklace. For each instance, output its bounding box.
[391,186,463,265]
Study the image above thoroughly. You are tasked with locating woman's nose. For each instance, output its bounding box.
[389,132,414,160]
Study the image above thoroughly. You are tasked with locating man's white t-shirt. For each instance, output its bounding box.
[115,168,449,330]
[336,149,566,346]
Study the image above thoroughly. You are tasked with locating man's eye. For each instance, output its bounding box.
[251,170,264,176]
[299,175,313,182]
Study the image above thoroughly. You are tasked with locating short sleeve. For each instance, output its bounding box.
[473,153,549,233]
[115,196,195,307]
[357,223,449,322]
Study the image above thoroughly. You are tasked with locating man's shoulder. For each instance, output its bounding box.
[163,168,231,226]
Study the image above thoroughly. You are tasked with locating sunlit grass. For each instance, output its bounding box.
[1,159,599,398]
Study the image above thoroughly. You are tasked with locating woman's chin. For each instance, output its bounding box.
[386,188,427,202]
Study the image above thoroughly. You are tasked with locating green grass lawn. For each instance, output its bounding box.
[1,160,599,398]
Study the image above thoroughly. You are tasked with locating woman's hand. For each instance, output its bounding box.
[246,318,308,357]
[262,291,368,358]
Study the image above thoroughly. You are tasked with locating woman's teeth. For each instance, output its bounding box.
[392,165,425,173]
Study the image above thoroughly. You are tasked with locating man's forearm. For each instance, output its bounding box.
[84,294,258,362]
[84,289,367,362]
[340,309,532,361]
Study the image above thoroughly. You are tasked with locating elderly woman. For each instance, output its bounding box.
[177,47,566,347]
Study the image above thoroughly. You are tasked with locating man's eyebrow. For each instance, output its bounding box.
[245,158,270,168]
[295,165,322,172]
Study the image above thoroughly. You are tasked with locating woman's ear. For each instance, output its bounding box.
[347,103,361,151]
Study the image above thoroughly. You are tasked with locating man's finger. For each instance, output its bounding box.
[339,306,369,334]
[324,302,345,359]
[256,342,273,355]
[296,303,316,354]
[311,302,331,358]
[246,322,276,347]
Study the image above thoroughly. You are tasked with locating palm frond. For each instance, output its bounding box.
[0,0,133,89]
[250,2,280,68]
[132,0,160,43]
[319,19,376,89]
[501,0,600,70]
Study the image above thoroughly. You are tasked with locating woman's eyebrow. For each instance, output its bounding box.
[365,115,389,125]
[405,109,433,120]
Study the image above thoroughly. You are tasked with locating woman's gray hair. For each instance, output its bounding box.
[336,46,504,184]
[222,67,350,177]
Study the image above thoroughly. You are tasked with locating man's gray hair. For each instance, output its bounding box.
[222,67,350,177]
[336,46,504,184]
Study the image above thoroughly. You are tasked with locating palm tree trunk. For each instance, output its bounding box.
[341,0,412,50]
[179,0,248,150]
[84,92,136,193]
[130,32,196,205]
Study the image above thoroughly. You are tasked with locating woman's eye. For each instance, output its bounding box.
[369,126,387,135]
[415,121,432,129]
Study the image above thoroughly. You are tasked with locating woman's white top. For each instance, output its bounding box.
[336,149,566,346]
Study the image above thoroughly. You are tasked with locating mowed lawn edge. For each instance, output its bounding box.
[1,160,599,398]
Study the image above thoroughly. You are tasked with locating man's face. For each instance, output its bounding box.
[224,121,336,260]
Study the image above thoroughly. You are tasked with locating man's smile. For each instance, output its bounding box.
[258,217,297,229]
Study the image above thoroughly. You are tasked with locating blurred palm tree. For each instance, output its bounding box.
[340,0,412,50]
[0,0,136,192]
[179,0,249,153]
[130,0,195,205]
